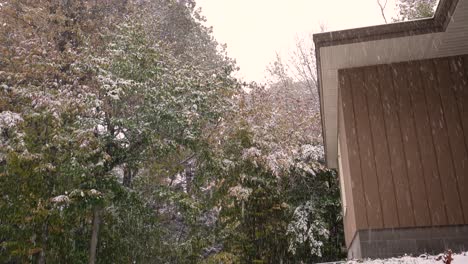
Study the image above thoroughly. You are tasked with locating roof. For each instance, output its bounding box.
[313,0,468,168]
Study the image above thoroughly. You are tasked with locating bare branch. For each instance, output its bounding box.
[377,0,388,23]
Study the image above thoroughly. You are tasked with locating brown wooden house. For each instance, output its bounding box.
[313,0,468,259]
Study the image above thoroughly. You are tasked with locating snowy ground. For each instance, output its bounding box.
[347,252,468,263]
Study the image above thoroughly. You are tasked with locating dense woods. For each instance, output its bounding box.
[0,1,343,263]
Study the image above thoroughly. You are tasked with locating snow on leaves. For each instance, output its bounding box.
[228,184,252,202]
[50,195,70,204]
[301,144,324,162]
[51,189,103,205]
[0,111,23,129]
[287,200,329,257]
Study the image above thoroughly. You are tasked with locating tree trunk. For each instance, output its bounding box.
[123,165,137,188]
[38,221,48,264]
[89,207,101,264]
[123,166,132,187]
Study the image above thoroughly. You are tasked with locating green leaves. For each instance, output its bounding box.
[0,0,345,263]
[0,0,239,262]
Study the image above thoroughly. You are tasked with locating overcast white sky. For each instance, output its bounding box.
[196,0,398,82]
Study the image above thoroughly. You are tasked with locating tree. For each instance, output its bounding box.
[202,33,345,261]
[393,0,438,21]
[1,0,346,263]
[397,0,438,20]
[0,0,239,262]
[377,0,389,23]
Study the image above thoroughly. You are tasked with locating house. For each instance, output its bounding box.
[313,0,468,259]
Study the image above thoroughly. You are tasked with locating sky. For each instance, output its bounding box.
[196,0,398,82]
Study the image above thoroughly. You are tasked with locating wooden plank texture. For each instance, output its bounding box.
[451,56,468,159]
[349,68,384,229]
[392,63,431,227]
[364,66,399,228]
[437,58,468,224]
[450,56,468,224]
[338,99,357,247]
[407,61,448,226]
[339,55,468,234]
[420,60,464,225]
[377,65,415,227]
[339,71,369,230]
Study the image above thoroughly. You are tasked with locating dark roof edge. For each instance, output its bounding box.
[313,0,459,168]
[313,0,459,48]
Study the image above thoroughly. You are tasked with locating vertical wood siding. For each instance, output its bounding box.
[393,63,432,227]
[407,62,448,226]
[450,56,468,222]
[338,99,357,247]
[338,55,468,244]
[350,69,384,229]
[420,60,465,225]
[339,72,368,231]
[377,65,415,227]
[364,66,400,228]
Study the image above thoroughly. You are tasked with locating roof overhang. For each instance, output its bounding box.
[313,0,468,168]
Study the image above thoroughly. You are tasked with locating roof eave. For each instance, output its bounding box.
[313,0,459,168]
